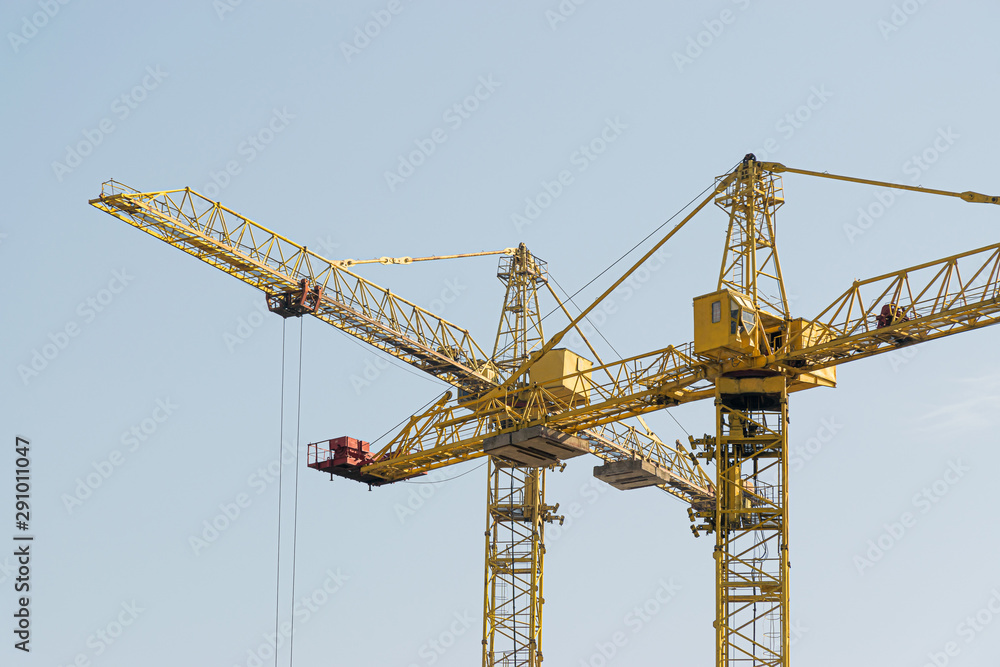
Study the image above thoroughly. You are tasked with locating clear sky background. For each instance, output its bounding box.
[3,1,1000,665]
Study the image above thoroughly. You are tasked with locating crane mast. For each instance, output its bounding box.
[492,244,546,379]
[717,155,790,320]
[90,183,693,663]
[90,155,1000,667]
[484,244,555,667]
[700,157,794,664]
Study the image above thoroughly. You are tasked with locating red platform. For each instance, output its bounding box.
[308,436,400,486]
[309,436,374,469]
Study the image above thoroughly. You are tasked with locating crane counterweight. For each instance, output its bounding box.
[307,437,420,486]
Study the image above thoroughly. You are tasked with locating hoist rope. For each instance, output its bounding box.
[289,318,304,666]
[272,319,287,667]
[274,317,305,667]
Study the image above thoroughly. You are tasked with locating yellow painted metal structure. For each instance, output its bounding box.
[482,243,552,667]
[529,348,592,406]
[701,380,789,665]
[89,181,500,392]
[91,154,999,666]
[334,248,516,268]
[89,186,691,664]
[484,462,553,667]
[693,289,762,359]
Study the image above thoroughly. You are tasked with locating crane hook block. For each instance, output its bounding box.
[266,278,324,318]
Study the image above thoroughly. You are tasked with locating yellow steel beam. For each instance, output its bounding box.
[366,382,717,511]
[483,461,551,667]
[91,181,717,506]
[780,241,1000,371]
[363,343,714,476]
[472,172,738,405]
[761,162,999,205]
[89,181,499,392]
[717,159,790,318]
[704,387,790,667]
[360,221,1000,484]
[336,248,515,268]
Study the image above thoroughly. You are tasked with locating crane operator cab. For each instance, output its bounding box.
[693,289,762,359]
[693,288,838,390]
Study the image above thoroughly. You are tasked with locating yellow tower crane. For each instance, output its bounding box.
[91,154,1000,666]
[89,183,705,666]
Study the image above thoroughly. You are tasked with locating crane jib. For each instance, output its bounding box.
[90,156,1000,667]
[89,182,499,393]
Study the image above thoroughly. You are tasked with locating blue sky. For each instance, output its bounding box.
[3,1,1000,665]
